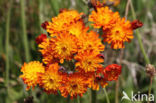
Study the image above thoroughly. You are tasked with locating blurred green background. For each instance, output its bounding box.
[0,0,156,103]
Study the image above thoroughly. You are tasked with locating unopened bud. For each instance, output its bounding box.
[35,34,47,44]
[41,21,49,30]
[146,64,156,77]
[131,20,143,30]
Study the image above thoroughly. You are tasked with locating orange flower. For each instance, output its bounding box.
[89,6,120,30]
[52,32,78,63]
[20,61,45,90]
[75,51,104,72]
[103,18,133,49]
[103,64,122,81]
[38,63,63,94]
[39,38,59,64]
[67,21,88,37]
[59,73,89,99]
[77,31,105,54]
[47,10,83,35]
[39,32,78,64]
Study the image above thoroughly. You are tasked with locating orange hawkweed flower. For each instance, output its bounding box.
[75,51,104,72]
[103,64,122,81]
[78,31,105,54]
[47,10,83,35]
[39,32,78,64]
[103,18,133,49]
[39,38,59,64]
[67,21,88,37]
[89,7,120,30]
[52,33,78,63]
[20,61,45,90]
[59,73,89,99]
[38,63,62,94]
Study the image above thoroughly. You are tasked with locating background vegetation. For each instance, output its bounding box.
[0,0,156,103]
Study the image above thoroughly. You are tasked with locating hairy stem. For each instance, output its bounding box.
[5,0,13,101]
[77,96,80,103]
[129,0,150,64]
[20,0,30,62]
[130,0,153,103]
[147,77,153,103]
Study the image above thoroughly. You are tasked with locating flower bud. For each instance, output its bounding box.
[131,20,143,30]
[146,64,156,77]
[35,34,47,44]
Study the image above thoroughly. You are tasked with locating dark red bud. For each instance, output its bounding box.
[97,53,104,59]
[59,8,67,13]
[131,20,143,30]
[41,21,49,30]
[35,34,47,44]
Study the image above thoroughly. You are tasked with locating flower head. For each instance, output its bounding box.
[103,64,122,81]
[103,18,133,49]
[59,73,89,99]
[20,61,45,90]
[52,33,78,63]
[38,63,62,94]
[78,31,105,54]
[75,51,104,72]
[47,10,83,35]
[89,7,120,30]
[39,38,59,64]
[67,21,88,37]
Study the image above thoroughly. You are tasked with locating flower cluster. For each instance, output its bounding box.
[20,4,142,99]
[89,6,136,49]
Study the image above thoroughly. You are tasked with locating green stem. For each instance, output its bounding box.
[91,90,96,103]
[49,0,59,16]
[130,1,153,103]
[39,0,44,33]
[77,96,80,103]
[67,96,71,103]
[5,0,13,99]
[147,77,153,103]
[130,0,150,64]
[103,88,110,103]
[20,0,30,62]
